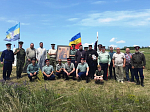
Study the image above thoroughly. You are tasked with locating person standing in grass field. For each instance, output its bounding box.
[109,46,116,80]
[125,48,134,82]
[97,44,102,55]
[98,46,111,81]
[75,45,87,68]
[36,42,47,71]
[14,41,25,79]
[0,43,14,81]
[76,57,89,83]
[84,47,88,52]
[48,44,57,71]
[42,59,55,80]
[70,44,77,65]
[86,45,98,79]
[94,65,104,84]
[23,43,36,73]
[112,47,126,83]
[131,46,146,87]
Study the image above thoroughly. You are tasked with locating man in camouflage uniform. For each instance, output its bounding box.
[14,41,26,79]
[131,46,146,87]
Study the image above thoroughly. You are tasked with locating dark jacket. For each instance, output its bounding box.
[75,49,87,63]
[86,49,98,65]
[1,49,14,63]
[131,52,146,68]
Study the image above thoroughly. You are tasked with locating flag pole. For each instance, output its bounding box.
[18,22,20,48]
[97,32,98,50]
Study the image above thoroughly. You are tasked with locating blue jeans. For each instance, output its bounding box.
[78,72,86,78]
[125,64,134,81]
[43,74,55,80]
[134,68,144,79]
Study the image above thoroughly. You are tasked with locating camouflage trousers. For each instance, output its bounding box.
[50,57,56,71]
[23,59,32,73]
[16,61,25,77]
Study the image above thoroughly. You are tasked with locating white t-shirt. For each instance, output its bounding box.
[48,49,57,58]
[112,52,125,66]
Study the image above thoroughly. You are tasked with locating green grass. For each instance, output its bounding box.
[0,73,150,112]
[0,48,150,111]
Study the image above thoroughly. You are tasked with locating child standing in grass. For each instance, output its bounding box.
[94,65,104,84]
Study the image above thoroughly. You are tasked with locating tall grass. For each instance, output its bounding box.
[0,82,150,112]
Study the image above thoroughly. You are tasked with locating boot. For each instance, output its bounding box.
[17,72,20,79]
[136,79,140,85]
[141,78,144,87]
[86,76,89,83]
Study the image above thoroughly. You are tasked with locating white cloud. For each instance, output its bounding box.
[36,1,79,9]
[20,23,30,25]
[7,20,18,24]
[0,17,6,21]
[83,42,94,47]
[116,40,126,43]
[110,38,116,42]
[0,17,30,25]
[77,9,150,27]
[109,44,117,48]
[133,45,139,47]
[92,1,106,4]
[68,18,79,21]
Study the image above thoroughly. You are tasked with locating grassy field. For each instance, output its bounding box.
[0,48,150,112]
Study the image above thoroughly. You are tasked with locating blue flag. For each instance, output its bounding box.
[4,23,20,41]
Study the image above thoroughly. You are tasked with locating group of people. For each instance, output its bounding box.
[0,41,146,87]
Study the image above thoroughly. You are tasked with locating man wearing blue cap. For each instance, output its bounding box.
[131,46,146,87]
[1,43,14,80]
[42,59,55,80]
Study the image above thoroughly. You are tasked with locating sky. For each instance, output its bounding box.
[0,0,150,51]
